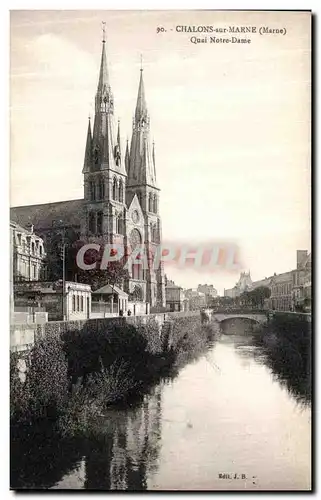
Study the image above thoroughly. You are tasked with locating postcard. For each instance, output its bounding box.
[10,10,311,491]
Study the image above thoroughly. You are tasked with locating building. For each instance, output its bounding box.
[197,284,217,298]
[10,32,166,309]
[224,250,311,312]
[14,280,92,321]
[184,289,206,310]
[92,284,129,316]
[11,220,46,282]
[165,279,188,312]
[224,271,253,298]
[292,250,311,311]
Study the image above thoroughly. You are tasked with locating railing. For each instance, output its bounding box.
[210,308,267,315]
[91,302,118,314]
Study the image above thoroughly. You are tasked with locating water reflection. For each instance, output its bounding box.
[52,385,162,490]
[11,322,311,491]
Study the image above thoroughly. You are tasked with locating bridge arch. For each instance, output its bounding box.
[212,313,267,326]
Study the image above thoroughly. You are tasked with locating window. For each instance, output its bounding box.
[97,211,103,235]
[117,214,123,235]
[39,245,42,256]
[113,178,118,200]
[32,264,36,279]
[98,178,105,200]
[31,242,35,255]
[153,195,158,214]
[148,193,153,212]
[89,212,96,234]
[119,180,124,203]
[77,295,80,312]
[17,234,21,245]
[81,296,84,312]
[89,180,95,201]
[72,296,76,312]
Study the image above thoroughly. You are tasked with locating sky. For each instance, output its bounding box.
[10,10,311,293]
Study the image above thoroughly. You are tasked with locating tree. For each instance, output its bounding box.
[76,244,129,292]
[247,286,271,309]
[129,285,143,302]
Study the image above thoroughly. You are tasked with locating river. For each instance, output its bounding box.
[11,322,311,491]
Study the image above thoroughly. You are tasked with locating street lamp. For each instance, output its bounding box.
[53,220,66,321]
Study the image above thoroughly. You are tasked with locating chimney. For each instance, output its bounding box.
[297,250,308,269]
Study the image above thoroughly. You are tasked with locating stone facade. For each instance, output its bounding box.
[11,221,46,282]
[10,35,166,309]
[14,280,91,322]
[165,279,188,312]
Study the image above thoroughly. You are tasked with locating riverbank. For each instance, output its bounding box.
[10,315,218,442]
[255,313,311,402]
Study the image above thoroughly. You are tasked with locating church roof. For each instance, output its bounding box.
[10,199,85,231]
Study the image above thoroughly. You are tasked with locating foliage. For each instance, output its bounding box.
[75,243,129,291]
[255,313,311,402]
[129,285,144,301]
[43,228,80,282]
[240,286,271,308]
[10,335,69,424]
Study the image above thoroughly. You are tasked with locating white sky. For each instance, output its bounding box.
[10,10,311,293]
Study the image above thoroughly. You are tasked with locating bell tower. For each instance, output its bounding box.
[82,26,127,245]
[127,64,165,307]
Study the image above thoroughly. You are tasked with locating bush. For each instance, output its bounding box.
[11,335,69,425]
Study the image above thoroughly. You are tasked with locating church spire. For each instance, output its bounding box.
[128,66,157,188]
[135,66,148,125]
[125,138,130,173]
[152,139,155,168]
[82,117,92,173]
[97,22,109,94]
[117,119,121,155]
[84,31,126,176]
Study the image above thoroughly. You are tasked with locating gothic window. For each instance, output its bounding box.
[148,193,153,212]
[117,214,123,235]
[31,242,35,254]
[130,228,141,250]
[93,146,100,166]
[153,194,158,214]
[98,178,105,200]
[115,145,121,166]
[89,212,96,234]
[113,177,118,200]
[119,180,124,203]
[152,225,158,243]
[39,246,42,257]
[89,180,95,201]
[97,211,103,235]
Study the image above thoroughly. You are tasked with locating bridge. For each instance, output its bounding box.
[202,309,311,326]
[212,313,268,325]
[201,309,268,325]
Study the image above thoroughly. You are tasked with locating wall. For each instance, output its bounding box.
[13,311,48,325]
[10,310,201,353]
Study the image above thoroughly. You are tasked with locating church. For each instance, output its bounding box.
[10,33,166,308]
